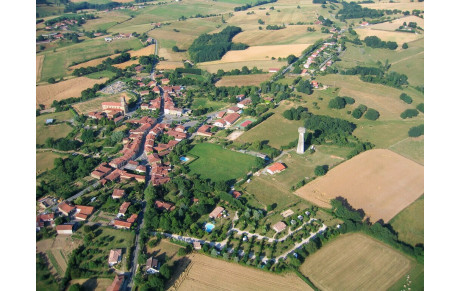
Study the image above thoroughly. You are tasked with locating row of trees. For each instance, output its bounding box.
[363,36,398,50]
[234,0,277,12]
[328,96,355,109]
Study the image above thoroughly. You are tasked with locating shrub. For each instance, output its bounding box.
[48,77,56,84]
[364,108,380,120]
[314,165,327,176]
[416,103,424,113]
[400,109,419,119]
[402,43,408,49]
[408,124,424,137]
[400,93,413,104]
[343,96,355,104]
[328,97,346,109]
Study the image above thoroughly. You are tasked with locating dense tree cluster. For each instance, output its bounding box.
[188,26,247,62]
[364,108,380,120]
[65,1,122,12]
[400,109,419,119]
[342,65,408,88]
[304,114,357,144]
[363,36,398,50]
[352,104,367,119]
[44,14,95,26]
[416,103,424,113]
[215,66,263,77]
[337,2,385,20]
[266,24,286,30]
[296,79,313,94]
[234,0,277,12]
[314,165,328,176]
[408,124,424,137]
[282,106,308,120]
[400,93,413,104]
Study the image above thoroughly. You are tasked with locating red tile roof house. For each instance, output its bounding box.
[146,257,160,274]
[272,221,287,233]
[108,249,122,267]
[224,113,240,126]
[174,125,186,133]
[36,213,55,229]
[269,68,280,73]
[237,98,252,109]
[75,205,94,221]
[58,202,75,216]
[231,191,242,199]
[56,224,74,235]
[127,214,138,223]
[227,106,241,114]
[311,80,319,89]
[216,111,226,119]
[196,125,213,137]
[209,206,224,219]
[113,219,132,229]
[112,189,126,199]
[213,119,226,128]
[155,200,176,212]
[107,274,124,291]
[266,162,286,175]
[118,201,131,217]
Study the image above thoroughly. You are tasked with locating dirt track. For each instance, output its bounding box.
[295,149,424,222]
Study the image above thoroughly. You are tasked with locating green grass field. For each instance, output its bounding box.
[388,262,424,291]
[390,195,424,247]
[86,70,117,79]
[36,111,74,145]
[389,136,424,165]
[191,98,228,111]
[38,37,143,81]
[36,151,67,175]
[236,101,304,149]
[187,142,259,182]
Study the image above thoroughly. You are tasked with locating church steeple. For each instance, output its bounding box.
[121,96,128,114]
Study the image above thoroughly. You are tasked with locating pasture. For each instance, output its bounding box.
[361,1,424,11]
[186,142,259,182]
[300,233,412,291]
[295,149,424,223]
[191,98,227,111]
[36,111,74,145]
[389,136,424,165]
[36,151,67,175]
[369,15,424,31]
[390,195,424,247]
[216,74,272,87]
[36,77,108,109]
[355,28,422,45]
[174,254,310,291]
[37,55,44,82]
[236,101,304,149]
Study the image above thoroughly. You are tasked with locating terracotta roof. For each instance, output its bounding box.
[232,191,242,199]
[209,206,224,219]
[146,257,159,269]
[107,274,124,291]
[75,213,88,221]
[127,214,138,223]
[76,205,94,215]
[119,201,131,214]
[112,189,125,198]
[58,202,75,214]
[56,224,73,231]
[267,162,286,173]
[109,249,122,264]
[224,113,240,124]
[114,219,132,228]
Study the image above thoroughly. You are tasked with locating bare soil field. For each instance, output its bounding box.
[36,77,108,109]
[198,59,285,73]
[172,254,310,291]
[68,278,113,291]
[37,55,44,82]
[295,149,424,222]
[370,15,424,31]
[37,235,82,276]
[300,233,412,291]
[216,74,272,87]
[355,28,422,45]
[220,44,309,63]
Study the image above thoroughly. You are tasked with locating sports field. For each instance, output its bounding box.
[36,77,108,109]
[300,233,412,291]
[390,195,424,247]
[295,149,424,222]
[216,74,272,87]
[187,143,259,182]
[174,254,310,291]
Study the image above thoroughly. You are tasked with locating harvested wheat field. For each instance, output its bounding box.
[157,61,185,70]
[216,74,272,87]
[361,1,424,11]
[356,28,422,45]
[37,55,44,82]
[113,59,140,69]
[370,15,424,31]
[173,254,310,291]
[295,149,424,222]
[219,44,309,63]
[36,77,108,108]
[300,233,412,291]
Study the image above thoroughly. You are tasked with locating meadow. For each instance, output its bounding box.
[390,195,424,247]
[295,149,424,223]
[215,74,272,87]
[198,59,285,73]
[300,233,413,291]
[389,136,424,165]
[355,28,422,46]
[36,151,67,175]
[191,98,228,111]
[186,142,259,182]
[36,111,74,145]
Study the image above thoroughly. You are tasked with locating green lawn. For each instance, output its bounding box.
[388,262,424,291]
[389,136,424,165]
[187,142,259,182]
[86,70,117,80]
[390,195,424,247]
[36,111,74,145]
[191,98,228,111]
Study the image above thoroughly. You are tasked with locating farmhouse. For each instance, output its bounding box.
[36,213,55,229]
[108,249,122,267]
[58,202,75,216]
[193,241,202,250]
[56,224,74,235]
[146,257,160,274]
[223,113,240,126]
[209,206,224,219]
[127,213,138,223]
[113,219,132,229]
[112,189,126,199]
[311,80,319,89]
[196,124,213,137]
[107,274,124,291]
[237,98,252,109]
[227,106,241,114]
[272,221,287,233]
[155,200,176,212]
[267,162,286,175]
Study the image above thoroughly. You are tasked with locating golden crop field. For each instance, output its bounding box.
[36,77,108,109]
[361,1,424,11]
[232,26,325,46]
[216,74,272,87]
[355,28,423,45]
[300,233,413,291]
[198,59,285,73]
[295,149,424,222]
[370,15,424,31]
[173,254,311,291]
[220,44,309,62]
[37,55,44,82]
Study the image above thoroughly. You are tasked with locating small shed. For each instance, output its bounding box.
[45,119,54,124]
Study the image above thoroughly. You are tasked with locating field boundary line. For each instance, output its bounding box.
[46,250,63,277]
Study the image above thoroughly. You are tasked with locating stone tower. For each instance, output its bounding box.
[297,127,306,154]
[121,96,128,114]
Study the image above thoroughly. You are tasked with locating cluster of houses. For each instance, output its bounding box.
[88,96,128,123]
[45,19,79,31]
[213,95,251,128]
[105,33,133,42]
[303,42,336,70]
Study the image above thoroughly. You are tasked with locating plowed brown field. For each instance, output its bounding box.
[295,149,424,222]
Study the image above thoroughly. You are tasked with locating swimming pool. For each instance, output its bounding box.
[205,223,215,233]
[180,156,189,162]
